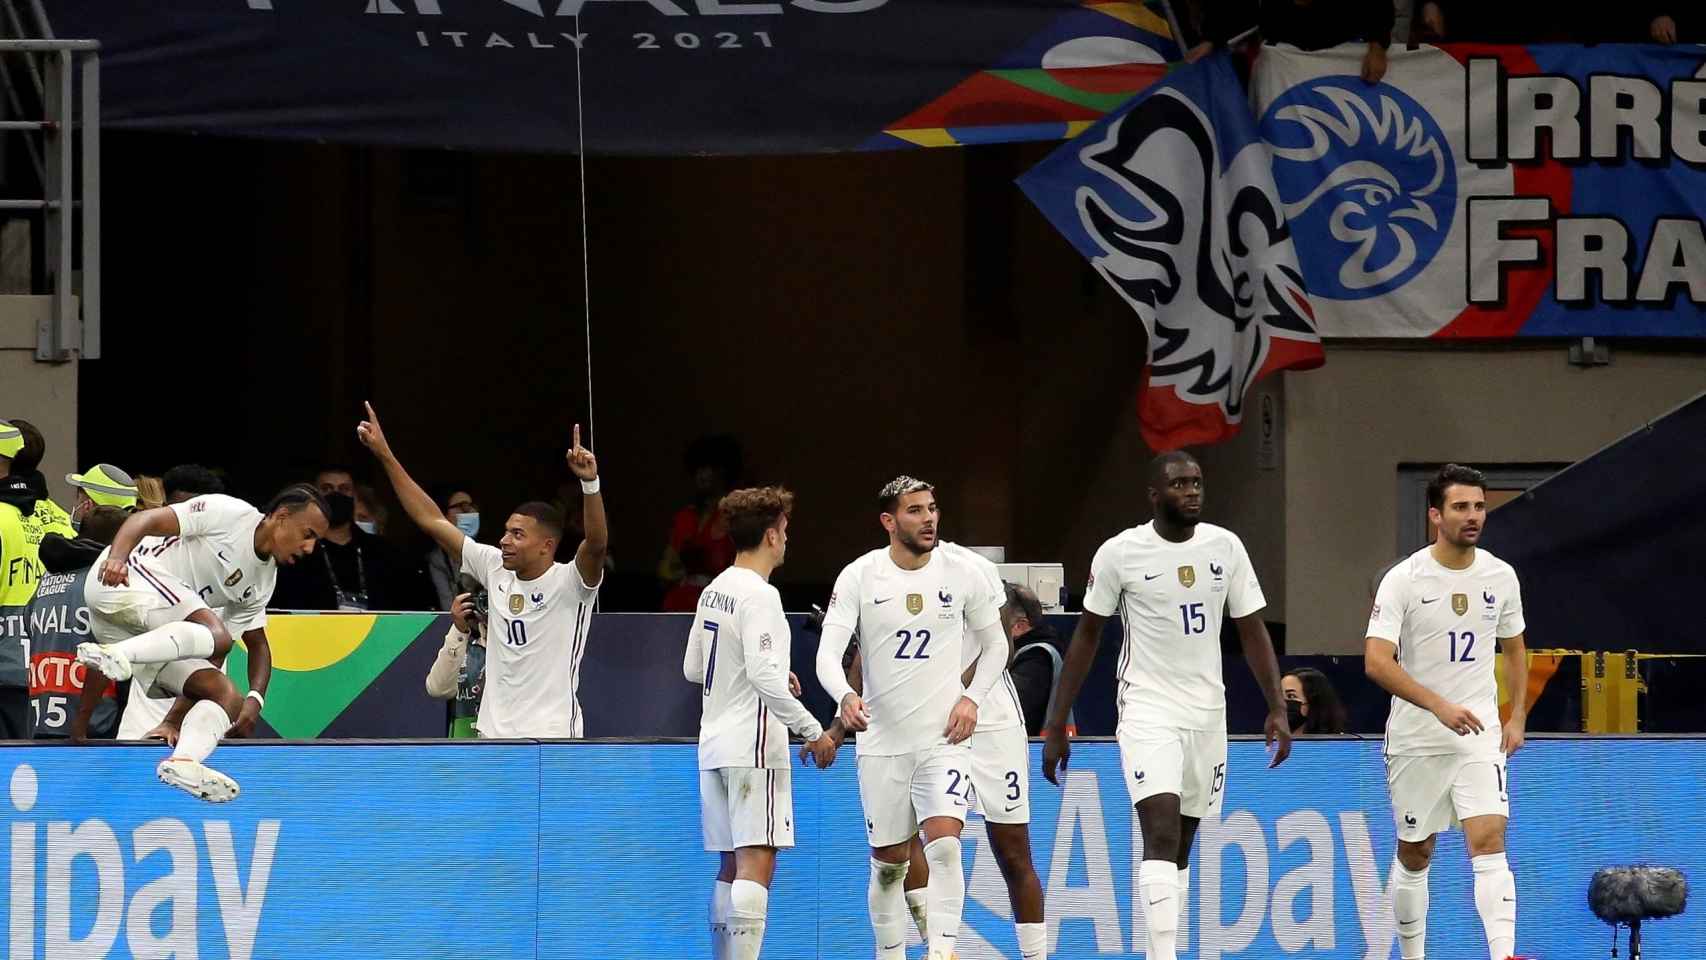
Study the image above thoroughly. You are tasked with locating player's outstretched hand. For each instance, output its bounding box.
[566,424,598,481]
[356,402,392,459]
[1042,726,1071,786]
[97,549,130,587]
[800,722,846,768]
[1264,710,1293,767]
[1432,701,1484,737]
[144,722,180,747]
[943,696,978,744]
[838,693,870,732]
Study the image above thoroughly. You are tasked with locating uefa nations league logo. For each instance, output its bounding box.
[1259,77,1455,300]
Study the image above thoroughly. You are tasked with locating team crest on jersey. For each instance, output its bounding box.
[1177,566,1196,588]
[906,593,924,615]
[509,594,524,615]
[224,569,244,588]
[1451,593,1469,616]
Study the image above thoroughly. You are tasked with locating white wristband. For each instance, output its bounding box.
[245,690,265,709]
[580,477,600,495]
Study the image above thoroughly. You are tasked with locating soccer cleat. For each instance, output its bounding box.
[76,641,133,681]
[157,757,240,803]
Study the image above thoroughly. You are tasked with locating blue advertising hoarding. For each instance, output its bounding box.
[3,738,1700,958]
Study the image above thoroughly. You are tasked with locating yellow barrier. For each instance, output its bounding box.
[1497,648,1706,734]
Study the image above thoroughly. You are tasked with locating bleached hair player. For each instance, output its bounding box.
[1365,463,1530,960]
[814,476,1009,960]
[359,402,609,738]
[76,485,330,801]
[684,485,836,960]
[1043,451,1292,960]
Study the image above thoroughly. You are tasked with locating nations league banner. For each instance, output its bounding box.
[3,739,1702,959]
[1019,54,1323,451]
[42,0,1176,155]
[1252,43,1706,338]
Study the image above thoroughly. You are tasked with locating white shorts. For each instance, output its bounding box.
[1116,725,1228,819]
[1386,753,1509,842]
[964,724,1031,825]
[84,559,208,645]
[856,741,972,848]
[701,767,794,851]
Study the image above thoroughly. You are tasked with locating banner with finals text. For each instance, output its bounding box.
[1252,43,1706,338]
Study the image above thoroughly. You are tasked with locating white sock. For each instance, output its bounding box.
[112,621,214,664]
[172,699,232,765]
[728,879,768,960]
[868,858,909,960]
[905,888,929,941]
[1016,921,1047,960]
[1392,862,1430,960]
[710,879,733,960]
[1472,852,1516,960]
[1138,859,1179,960]
[1177,865,1190,949]
[923,836,965,959]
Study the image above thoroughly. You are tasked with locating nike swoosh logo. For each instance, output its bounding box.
[1421,597,1439,604]
[882,943,902,951]
[874,597,892,605]
[1004,803,1021,812]
[1147,897,1166,906]
[1144,574,1161,581]
[1502,896,1515,902]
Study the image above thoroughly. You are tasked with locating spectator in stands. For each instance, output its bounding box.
[1004,583,1069,736]
[64,463,138,524]
[162,463,225,504]
[272,464,429,611]
[1638,6,1682,42]
[354,483,387,536]
[658,434,741,611]
[134,475,166,511]
[427,485,482,610]
[1190,0,1393,83]
[29,505,128,740]
[0,418,75,738]
[1283,666,1349,734]
[1408,1,1573,43]
[425,576,486,738]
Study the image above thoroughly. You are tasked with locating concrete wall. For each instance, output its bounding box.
[0,296,78,506]
[1283,344,1706,654]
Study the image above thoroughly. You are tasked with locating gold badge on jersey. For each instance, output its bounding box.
[906,593,924,615]
[224,569,244,588]
[509,594,524,615]
[1451,593,1469,616]
[1177,565,1196,588]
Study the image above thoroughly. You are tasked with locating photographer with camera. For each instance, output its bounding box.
[425,576,487,739]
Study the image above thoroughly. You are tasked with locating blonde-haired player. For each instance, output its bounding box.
[1365,463,1530,960]
[815,477,1009,960]
[685,486,836,960]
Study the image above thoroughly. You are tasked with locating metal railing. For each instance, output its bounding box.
[0,18,101,360]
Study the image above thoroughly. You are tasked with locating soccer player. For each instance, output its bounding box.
[1364,463,1529,960]
[684,485,836,960]
[1043,451,1291,960]
[358,403,608,737]
[814,476,1009,960]
[76,485,329,801]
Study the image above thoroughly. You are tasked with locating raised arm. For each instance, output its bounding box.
[565,424,608,589]
[1235,613,1291,767]
[357,402,465,564]
[1042,610,1104,785]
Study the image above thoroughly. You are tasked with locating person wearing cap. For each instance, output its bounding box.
[0,418,77,738]
[66,463,139,523]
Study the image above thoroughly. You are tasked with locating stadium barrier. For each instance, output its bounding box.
[2,737,1698,959]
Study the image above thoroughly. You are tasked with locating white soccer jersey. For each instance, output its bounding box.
[823,546,1002,756]
[1368,546,1525,757]
[128,494,275,635]
[686,566,824,770]
[937,542,1024,732]
[460,538,599,739]
[1083,521,1265,732]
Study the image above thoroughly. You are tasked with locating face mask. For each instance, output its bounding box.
[1286,699,1307,732]
[355,520,378,535]
[453,512,481,537]
[324,493,356,527]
